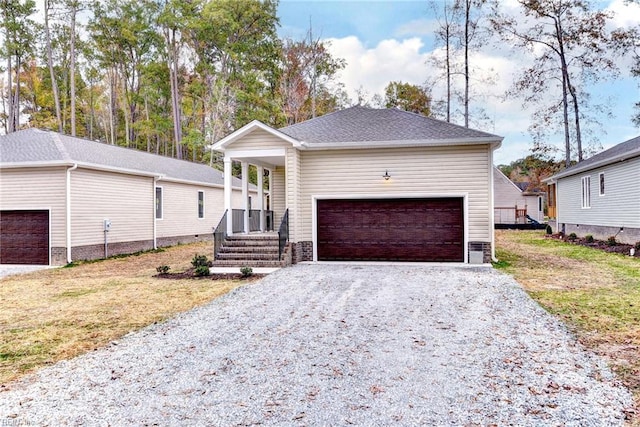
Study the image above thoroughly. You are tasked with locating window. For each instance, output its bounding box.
[198,191,204,219]
[538,196,543,212]
[599,172,605,196]
[155,187,163,219]
[581,176,591,208]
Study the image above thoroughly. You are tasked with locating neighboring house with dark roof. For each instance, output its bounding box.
[543,136,640,244]
[213,106,503,264]
[493,167,544,225]
[0,129,251,265]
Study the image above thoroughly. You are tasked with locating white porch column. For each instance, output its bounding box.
[257,165,264,231]
[266,168,272,231]
[241,161,249,233]
[224,157,233,235]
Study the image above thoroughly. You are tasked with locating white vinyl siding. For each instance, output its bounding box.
[557,156,640,228]
[581,176,591,208]
[226,128,293,150]
[286,148,302,241]
[271,166,286,227]
[298,145,493,243]
[71,168,153,246]
[0,167,67,248]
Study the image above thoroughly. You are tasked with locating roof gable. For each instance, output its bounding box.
[278,106,502,145]
[545,136,640,181]
[212,120,301,150]
[0,129,238,187]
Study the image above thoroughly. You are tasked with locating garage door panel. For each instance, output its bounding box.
[0,210,49,265]
[317,198,464,262]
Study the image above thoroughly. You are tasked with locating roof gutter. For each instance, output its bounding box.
[297,137,503,150]
[544,148,640,182]
[66,163,78,264]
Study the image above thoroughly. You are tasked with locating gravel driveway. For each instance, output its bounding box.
[0,264,632,426]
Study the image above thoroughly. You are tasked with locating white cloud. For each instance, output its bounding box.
[325,36,432,100]
[394,19,439,37]
[607,0,640,28]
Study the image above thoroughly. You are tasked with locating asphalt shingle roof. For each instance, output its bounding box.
[279,106,501,143]
[0,128,236,186]
[547,135,640,180]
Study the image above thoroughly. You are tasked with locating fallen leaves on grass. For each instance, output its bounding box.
[0,241,253,385]
[495,230,640,425]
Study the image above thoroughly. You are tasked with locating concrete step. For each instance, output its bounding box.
[215,252,280,261]
[218,246,279,254]
[222,240,279,249]
[225,234,279,242]
[211,259,285,268]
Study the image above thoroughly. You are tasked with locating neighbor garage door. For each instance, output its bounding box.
[0,210,49,265]
[317,198,463,262]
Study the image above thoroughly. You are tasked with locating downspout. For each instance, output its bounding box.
[66,163,78,263]
[489,148,498,263]
[153,175,161,249]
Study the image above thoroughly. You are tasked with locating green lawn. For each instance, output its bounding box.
[495,230,640,423]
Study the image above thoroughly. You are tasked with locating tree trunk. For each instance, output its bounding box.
[144,95,151,152]
[12,55,22,132]
[108,67,117,145]
[166,27,182,159]
[445,23,451,123]
[70,2,77,136]
[568,85,582,162]
[7,54,14,133]
[561,74,571,168]
[45,0,62,133]
[555,16,576,166]
[464,0,470,128]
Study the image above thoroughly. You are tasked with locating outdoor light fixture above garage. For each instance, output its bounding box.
[383,170,391,180]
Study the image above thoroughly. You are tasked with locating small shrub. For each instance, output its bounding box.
[191,254,211,268]
[635,241,640,250]
[607,236,617,247]
[240,266,253,278]
[567,232,577,241]
[156,265,170,274]
[585,235,594,243]
[194,265,210,277]
[545,224,553,235]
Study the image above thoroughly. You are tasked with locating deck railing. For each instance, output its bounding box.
[494,206,528,224]
[249,210,261,232]
[232,209,244,233]
[278,209,289,259]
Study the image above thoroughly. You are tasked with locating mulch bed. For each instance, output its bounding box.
[154,268,266,281]
[547,233,640,257]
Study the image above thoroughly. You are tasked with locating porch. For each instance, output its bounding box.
[214,150,290,267]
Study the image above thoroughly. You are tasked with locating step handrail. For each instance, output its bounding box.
[278,209,289,259]
[213,210,228,259]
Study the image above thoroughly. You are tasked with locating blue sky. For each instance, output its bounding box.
[277,0,640,165]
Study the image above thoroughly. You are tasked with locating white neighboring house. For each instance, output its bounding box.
[544,136,640,244]
[493,167,544,225]
[0,129,254,266]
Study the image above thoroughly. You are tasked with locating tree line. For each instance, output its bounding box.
[1,0,351,164]
[2,0,639,170]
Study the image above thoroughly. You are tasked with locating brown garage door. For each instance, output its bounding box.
[0,210,49,265]
[317,198,463,262]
